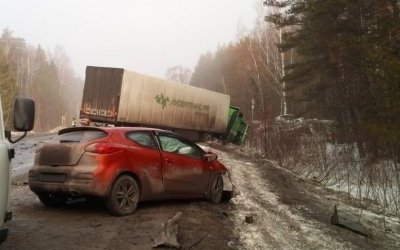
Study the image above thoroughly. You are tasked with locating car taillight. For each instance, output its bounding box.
[84,143,122,154]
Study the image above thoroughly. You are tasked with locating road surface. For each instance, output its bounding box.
[2,134,399,249]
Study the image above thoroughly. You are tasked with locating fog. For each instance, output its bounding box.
[0,0,257,78]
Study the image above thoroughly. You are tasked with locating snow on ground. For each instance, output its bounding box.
[10,135,400,249]
[211,147,352,250]
[11,133,56,170]
[334,200,400,246]
[299,142,399,215]
[205,143,400,249]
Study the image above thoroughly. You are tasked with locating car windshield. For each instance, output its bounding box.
[57,130,107,143]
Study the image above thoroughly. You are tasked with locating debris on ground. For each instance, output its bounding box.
[90,220,101,228]
[245,215,254,224]
[153,212,182,249]
[330,205,372,238]
[182,234,208,250]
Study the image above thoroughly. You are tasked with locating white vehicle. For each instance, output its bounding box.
[0,96,34,243]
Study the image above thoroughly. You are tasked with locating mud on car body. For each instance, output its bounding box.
[28,127,229,216]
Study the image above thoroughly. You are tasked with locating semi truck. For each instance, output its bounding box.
[79,66,248,144]
[0,96,34,243]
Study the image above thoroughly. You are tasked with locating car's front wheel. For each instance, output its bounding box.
[106,175,140,216]
[208,174,223,203]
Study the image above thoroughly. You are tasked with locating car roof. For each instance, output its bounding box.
[58,126,175,136]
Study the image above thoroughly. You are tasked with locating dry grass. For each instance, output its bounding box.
[246,122,400,216]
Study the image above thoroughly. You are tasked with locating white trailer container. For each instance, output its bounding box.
[80,66,230,140]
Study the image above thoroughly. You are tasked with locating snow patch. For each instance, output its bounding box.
[215,147,350,249]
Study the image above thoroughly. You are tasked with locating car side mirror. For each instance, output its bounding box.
[6,98,35,143]
[14,97,35,131]
[203,153,218,162]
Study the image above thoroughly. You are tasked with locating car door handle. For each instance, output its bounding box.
[164,158,172,163]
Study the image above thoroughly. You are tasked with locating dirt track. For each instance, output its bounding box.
[2,185,239,250]
[2,140,399,250]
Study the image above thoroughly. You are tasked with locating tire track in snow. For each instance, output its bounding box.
[222,156,304,249]
[214,148,349,250]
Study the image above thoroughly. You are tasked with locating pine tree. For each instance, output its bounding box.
[0,55,17,129]
[264,0,400,158]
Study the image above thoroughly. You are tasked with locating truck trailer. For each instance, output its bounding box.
[79,66,248,144]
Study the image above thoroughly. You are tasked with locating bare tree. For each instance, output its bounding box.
[243,3,284,115]
[48,46,83,124]
[165,65,192,84]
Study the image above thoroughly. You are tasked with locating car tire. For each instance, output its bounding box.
[38,193,67,207]
[208,174,223,204]
[106,175,140,216]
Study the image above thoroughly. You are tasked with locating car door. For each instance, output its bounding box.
[125,131,163,199]
[156,132,211,195]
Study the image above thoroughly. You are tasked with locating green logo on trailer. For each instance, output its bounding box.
[154,94,170,109]
[154,93,210,113]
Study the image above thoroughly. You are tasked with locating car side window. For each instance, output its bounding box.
[158,135,203,159]
[127,132,158,149]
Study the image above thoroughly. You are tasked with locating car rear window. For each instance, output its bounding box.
[58,130,107,143]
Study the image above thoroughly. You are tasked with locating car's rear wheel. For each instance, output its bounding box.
[38,193,68,207]
[106,175,139,216]
[209,174,223,203]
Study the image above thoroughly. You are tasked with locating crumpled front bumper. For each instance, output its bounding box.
[222,169,235,192]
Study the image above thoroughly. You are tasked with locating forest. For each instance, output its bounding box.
[0,28,83,132]
[191,0,399,160]
[190,1,400,214]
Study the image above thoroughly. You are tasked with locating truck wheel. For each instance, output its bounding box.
[106,175,139,216]
[38,193,67,207]
[208,174,223,203]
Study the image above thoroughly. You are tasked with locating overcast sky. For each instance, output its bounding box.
[0,0,258,78]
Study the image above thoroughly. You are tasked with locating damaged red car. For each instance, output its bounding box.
[28,127,229,216]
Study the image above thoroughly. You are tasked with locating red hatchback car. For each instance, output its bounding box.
[29,127,229,216]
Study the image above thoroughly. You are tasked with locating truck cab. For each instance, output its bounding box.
[226,106,249,145]
[0,96,34,243]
